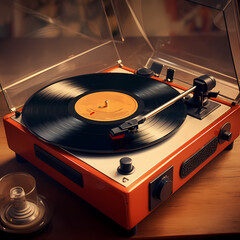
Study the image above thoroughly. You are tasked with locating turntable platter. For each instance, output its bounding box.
[22,73,187,153]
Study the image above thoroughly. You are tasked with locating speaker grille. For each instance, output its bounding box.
[180,137,218,178]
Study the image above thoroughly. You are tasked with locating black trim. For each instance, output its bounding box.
[149,166,173,211]
[34,145,83,187]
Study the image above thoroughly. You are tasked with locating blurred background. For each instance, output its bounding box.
[0,0,239,116]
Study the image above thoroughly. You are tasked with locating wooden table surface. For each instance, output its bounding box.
[0,110,240,239]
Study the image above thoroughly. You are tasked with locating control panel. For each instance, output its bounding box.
[149,166,173,211]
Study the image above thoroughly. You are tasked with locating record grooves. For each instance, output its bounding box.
[22,73,187,153]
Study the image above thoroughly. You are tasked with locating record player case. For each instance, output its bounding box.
[1,0,240,235]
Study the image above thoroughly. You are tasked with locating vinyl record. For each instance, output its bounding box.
[22,73,187,153]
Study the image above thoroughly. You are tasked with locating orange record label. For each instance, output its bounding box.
[74,91,138,121]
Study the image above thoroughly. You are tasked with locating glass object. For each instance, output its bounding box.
[0,172,50,234]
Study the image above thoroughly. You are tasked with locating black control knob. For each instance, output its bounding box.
[219,122,232,144]
[136,68,154,77]
[221,130,232,142]
[155,177,172,201]
[15,111,21,118]
[117,157,135,175]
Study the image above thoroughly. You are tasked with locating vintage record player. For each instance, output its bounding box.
[1,0,240,235]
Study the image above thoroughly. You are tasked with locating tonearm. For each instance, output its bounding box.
[110,75,219,137]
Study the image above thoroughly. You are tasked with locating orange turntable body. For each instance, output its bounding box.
[3,65,240,231]
[1,0,240,235]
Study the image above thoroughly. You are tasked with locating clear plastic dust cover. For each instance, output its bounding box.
[0,0,239,112]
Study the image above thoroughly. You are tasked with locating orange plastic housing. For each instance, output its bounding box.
[3,66,240,230]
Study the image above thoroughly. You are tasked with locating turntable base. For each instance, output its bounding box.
[1,120,240,239]
[2,63,240,236]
